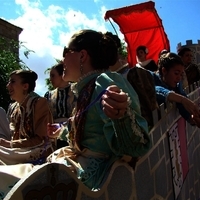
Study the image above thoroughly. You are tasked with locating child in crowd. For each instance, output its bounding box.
[151,52,200,126]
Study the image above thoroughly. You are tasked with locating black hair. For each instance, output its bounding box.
[136,45,148,54]
[158,52,184,78]
[177,47,191,57]
[68,29,118,70]
[104,32,121,49]
[51,63,64,76]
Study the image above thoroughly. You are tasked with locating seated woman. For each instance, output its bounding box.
[136,45,158,72]
[0,69,54,165]
[151,52,200,126]
[46,29,151,190]
[44,62,76,148]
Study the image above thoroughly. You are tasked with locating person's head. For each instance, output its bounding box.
[136,45,148,62]
[158,49,169,58]
[104,32,121,50]
[104,31,127,70]
[177,47,193,66]
[7,69,38,102]
[158,52,184,88]
[49,62,66,88]
[62,29,118,82]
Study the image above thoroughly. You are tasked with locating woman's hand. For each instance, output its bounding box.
[47,123,62,138]
[101,85,128,119]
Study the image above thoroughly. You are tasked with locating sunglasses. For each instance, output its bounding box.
[63,46,78,57]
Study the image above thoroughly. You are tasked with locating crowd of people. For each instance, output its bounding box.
[0,29,200,198]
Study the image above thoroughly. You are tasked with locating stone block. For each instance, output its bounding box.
[155,158,168,198]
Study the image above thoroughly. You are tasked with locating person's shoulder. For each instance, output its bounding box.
[46,88,57,94]
[95,71,127,88]
[37,96,48,103]
[9,101,18,109]
[149,59,157,64]
[116,64,130,74]
[186,63,199,69]
[149,60,158,70]
[44,88,58,97]
[33,96,49,111]
[28,92,46,104]
[150,71,161,84]
[98,71,122,79]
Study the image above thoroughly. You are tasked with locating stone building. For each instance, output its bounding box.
[0,18,23,110]
[0,18,22,41]
[0,18,22,56]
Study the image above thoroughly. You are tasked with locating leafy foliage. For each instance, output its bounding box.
[119,40,128,59]
[0,37,33,111]
[44,67,53,91]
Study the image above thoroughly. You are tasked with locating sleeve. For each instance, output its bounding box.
[156,83,190,121]
[150,72,174,105]
[155,86,173,105]
[11,98,53,148]
[33,97,53,138]
[94,72,151,157]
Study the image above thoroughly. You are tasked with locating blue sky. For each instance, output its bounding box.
[1,0,200,95]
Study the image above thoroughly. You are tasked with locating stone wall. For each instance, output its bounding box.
[0,18,22,41]
[0,18,22,58]
[134,83,200,200]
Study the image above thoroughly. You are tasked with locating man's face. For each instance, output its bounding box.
[181,51,193,66]
[136,49,146,62]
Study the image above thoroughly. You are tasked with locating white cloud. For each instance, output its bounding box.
[7,0,110,95]
[93,0,101,3]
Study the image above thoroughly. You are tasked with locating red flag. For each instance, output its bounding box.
[104,1,170,66]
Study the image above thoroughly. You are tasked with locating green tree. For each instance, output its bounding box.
[119,40,128,59]
[0,37,33,111]
[44,67,53,91]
